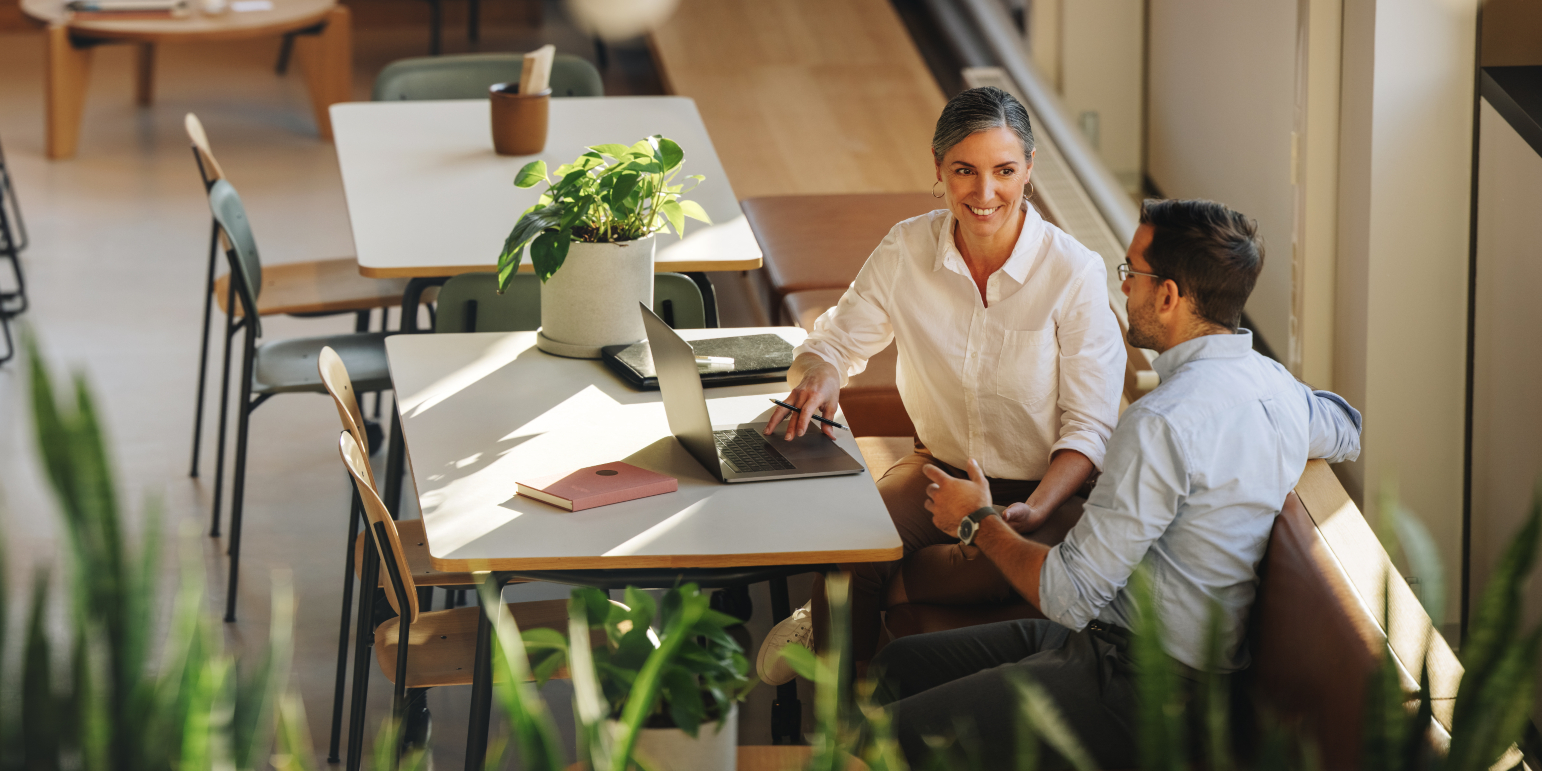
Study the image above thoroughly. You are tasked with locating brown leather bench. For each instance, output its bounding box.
[877,479,1410,770]
[743,193,942,324]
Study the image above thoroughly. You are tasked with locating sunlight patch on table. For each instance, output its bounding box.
[398,334,529,418]
[602,499,712,556]
[503,385,624,441]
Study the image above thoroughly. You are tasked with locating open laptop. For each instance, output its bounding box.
[641,303,866,483]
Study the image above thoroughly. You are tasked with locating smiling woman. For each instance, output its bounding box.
[753,86,1131,679]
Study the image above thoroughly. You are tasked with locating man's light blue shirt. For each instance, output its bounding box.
[1038,330,1362,671]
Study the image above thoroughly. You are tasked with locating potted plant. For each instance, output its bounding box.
[497,135,712,358]
[514,584,756,771]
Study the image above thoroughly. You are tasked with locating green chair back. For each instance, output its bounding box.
[434,272,706,333]
[207,179,263,337]
[371,53,604,101]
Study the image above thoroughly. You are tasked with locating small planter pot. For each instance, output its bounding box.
[611,704,738,771]
[536,235,656,359]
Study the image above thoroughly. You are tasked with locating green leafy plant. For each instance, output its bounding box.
[526,584,754,736]
[496,135,712,287]
[475,581,752,771]
[5,333,296,771]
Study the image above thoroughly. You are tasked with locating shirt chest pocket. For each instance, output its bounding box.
[994,328,1059,409]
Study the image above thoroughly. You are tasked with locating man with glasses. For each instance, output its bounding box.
[867,198,1363,768]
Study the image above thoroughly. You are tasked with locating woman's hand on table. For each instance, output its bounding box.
[1000,502,1050,534]
[765,353,842,441]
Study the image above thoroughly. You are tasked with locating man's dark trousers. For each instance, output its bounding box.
[871,619,1143,769]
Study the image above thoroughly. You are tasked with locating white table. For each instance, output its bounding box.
[330,97,763,279]
[386,328,901,571]
[385,327,898,765]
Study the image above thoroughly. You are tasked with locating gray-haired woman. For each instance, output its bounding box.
[757,86,1127,680]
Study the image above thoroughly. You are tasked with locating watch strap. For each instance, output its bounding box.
[968,505,1003,525]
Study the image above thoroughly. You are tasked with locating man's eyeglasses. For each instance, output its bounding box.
[1117,263,1163,282]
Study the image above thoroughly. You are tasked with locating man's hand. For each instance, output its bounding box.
[923,459,992,537]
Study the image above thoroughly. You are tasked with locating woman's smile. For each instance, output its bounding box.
[966,204,1001,218]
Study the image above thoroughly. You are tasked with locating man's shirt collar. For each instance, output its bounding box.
[1153,328,1255,382]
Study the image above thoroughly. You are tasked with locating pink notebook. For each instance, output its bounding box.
[516,462,678,511]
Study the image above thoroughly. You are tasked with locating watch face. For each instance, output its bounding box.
[958,517,976,544]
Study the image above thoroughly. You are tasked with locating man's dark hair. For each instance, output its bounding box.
[1138,198,1264,331]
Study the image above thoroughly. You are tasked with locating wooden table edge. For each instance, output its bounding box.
[359,257,764,278]
[27,7,334,43]
[427,545,902,573]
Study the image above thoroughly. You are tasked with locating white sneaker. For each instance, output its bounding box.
[757,600,814,685]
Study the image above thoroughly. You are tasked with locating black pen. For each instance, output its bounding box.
[769,398,847,431]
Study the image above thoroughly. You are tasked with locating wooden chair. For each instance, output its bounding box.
[184,113,410,481]
[205,178,396,624]
[318,345,489,764]
[336,430,574,768]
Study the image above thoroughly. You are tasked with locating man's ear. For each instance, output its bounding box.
[1156,279,1182,316]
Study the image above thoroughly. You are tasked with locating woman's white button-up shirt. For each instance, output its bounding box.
[794,206,1126,480]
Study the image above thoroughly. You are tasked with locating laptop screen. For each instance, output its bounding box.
[639,303,722,475]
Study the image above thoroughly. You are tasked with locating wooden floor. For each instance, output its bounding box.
[650,0,947,198]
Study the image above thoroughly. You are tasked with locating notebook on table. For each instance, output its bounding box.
[601,332,796,390]
[516,461,677,511]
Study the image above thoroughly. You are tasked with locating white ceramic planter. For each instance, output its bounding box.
[617,704,738,771]
[536,235,656,358]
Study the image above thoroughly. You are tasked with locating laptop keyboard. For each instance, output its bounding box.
[714,428,797,473]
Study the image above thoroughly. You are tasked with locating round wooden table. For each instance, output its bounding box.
[21,0,352,159]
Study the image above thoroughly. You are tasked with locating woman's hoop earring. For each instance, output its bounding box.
[932,181,944,199]
[1025,180,1037,200]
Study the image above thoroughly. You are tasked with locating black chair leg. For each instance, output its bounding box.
[0,311,13,366]
[467,0,479,44]
[428,0,442,55]
[210,290,238,538]
[275,32,296,74]
[327,486,364,764]
[222,330,259,623]
[190,222,219,478]
[345,535,381,771]
[384,402,406,518]
[768,576,804,744]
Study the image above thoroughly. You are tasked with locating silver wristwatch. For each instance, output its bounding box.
[957,505,1002,546]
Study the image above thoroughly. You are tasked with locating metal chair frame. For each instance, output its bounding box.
[185,122,392,482]
[206,179,393,623]
[0,135,29,365]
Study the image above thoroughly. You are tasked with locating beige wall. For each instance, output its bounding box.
[1145,0,1298,358]
[1472,97,1542,714]
[1060,0,1144,192]
[1335,0,1477,627]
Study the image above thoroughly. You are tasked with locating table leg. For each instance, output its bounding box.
[768,576,805,744]
[294,5,352,140]
[43,25,93,160]
[134,43,155,106]
[464,574,506,771]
